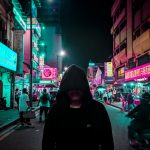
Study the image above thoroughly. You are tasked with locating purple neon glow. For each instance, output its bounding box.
[125,62,150,81]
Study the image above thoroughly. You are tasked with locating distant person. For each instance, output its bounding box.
[42,65,114,150]
[103,91,108,103]
[19,88,32,126]
[39,89,50,122]
[99,91,103,100]
[15,88,20,106]
[108,90,113,104]
[127,90,134,111]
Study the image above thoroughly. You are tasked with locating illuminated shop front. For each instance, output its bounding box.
[124,62,150,94]
[0,42,17,108]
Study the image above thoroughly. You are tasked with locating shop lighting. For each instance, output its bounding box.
[41,54,45,57]
[42,26,45,30]
[130,83,134,86]
[123,83,126,86]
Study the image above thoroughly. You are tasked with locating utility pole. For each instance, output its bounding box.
[29,0,33,107]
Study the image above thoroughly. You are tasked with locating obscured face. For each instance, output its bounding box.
[68,90,83,102]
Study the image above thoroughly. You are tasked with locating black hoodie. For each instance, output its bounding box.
[42,65,114,150]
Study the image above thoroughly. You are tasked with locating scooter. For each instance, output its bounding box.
[127,116,150,149]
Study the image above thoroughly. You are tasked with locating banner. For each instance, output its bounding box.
[125,63,150,81]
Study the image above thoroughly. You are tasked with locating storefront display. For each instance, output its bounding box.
[125,62,150,81]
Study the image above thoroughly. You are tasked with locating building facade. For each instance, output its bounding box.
[111,0,150,84]
[0,0,17,108]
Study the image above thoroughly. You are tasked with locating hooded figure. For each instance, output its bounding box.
[42,65,114,150]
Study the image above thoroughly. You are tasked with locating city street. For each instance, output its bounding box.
[0,105,134,150]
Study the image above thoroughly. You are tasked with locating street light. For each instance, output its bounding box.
[57,50,66,75]
[59,50,66,57]
[64,66,68,71]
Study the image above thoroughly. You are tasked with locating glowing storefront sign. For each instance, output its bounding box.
[42,67,57,80]
[39,56,44,66]
[0,42,17,71]
[105,62,113,77]
[13,8,26,31]
[27,18,41,37]
[33,54,38,63]
[125,62,150,81]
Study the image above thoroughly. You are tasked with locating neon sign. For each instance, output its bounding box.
[105,62,113,77]
[0,42,17,71]
[42,67,57,80]
[125,63,150,81]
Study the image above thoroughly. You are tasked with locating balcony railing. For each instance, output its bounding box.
[114,8,126,30]
[111,0,121,16]
[114,48,127,67]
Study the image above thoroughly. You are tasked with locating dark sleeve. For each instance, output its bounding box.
[127,105,140,117]
[98,104,114,150]
[42,106,57,150]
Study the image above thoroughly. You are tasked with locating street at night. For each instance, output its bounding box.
[0,106,134,150]
[0,0,150,150]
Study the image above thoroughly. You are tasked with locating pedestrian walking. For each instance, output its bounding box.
[99,91,103,100]
[103,91,108,103]
[108,90,113,104]
[120,93,127,111]
[127,90,134,112]
[15,88,20,107]
[39,89,50,122]
[19,88,32,126]
[42,65,114,150]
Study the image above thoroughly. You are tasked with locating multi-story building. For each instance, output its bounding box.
[0,0,17,108]
[111,0,150,84]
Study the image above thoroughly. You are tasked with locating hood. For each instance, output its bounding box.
[56,65,93,108]
[59,65,90,92]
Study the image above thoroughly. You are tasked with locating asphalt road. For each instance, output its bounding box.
[0,105,134,150]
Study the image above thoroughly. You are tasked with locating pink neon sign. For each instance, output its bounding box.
[125,62,150,81]
[42,67,57,80]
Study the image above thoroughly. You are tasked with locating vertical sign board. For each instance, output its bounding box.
[105,62,113,77]
[0,42,17,71]
[13,30,24,74]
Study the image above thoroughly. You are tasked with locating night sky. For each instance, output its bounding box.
[61,0,114,69]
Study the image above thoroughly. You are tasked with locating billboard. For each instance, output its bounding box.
[0,42,17,71]
[42,67,57,80]
[104,62,113,77]
[125,62,150,81]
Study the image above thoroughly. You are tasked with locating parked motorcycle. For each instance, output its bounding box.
[127,115,150,149]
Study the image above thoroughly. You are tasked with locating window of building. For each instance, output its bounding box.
[120,19,127,31]
[120,40,127,52]
[138,53,150,66]
[133,17,150,40]
[141,19,150,34]
[117,67,125,79]
[128,57,136,69]
[133,27,140,40]
[0,18,7,44]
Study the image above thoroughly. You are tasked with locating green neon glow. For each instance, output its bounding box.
[40,42,45,46]
[42,26,45,30]
[89,63,95,66]
[13,8,26,31]
[0,42,17,71]
[130,83,134,86]
[40,53,45,57]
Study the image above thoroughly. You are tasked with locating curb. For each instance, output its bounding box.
[107,103,122,109]
[0,107,40,132]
